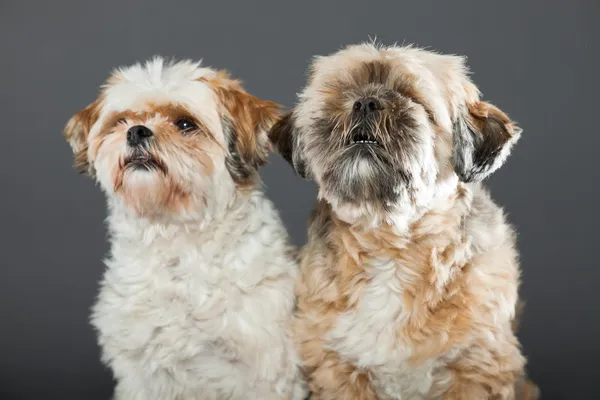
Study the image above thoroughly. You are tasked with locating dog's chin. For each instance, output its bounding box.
[344,143,384,163]
[319,154,400,209]
[115,178,193,220]
[110,157,190,218]
[119,171,168,200]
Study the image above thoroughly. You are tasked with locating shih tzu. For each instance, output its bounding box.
[63,57,306,400]
[269,43,539,399]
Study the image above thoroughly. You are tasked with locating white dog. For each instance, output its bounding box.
[63,57,306,400]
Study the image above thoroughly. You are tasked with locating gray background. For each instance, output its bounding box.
[1,0,598,399]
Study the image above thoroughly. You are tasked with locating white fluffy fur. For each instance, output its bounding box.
[94,191,305,400]
[66,58,305,399]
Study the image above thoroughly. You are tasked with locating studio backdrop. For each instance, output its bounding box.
[1,0,598,399]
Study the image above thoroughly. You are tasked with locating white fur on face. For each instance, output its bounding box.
[88,58,235,222]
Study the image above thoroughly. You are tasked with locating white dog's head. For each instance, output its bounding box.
[64,57,279,221]
[269,43,521,223]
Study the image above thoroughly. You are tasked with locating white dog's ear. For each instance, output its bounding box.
[452,100,522,183]
[206,72,281,184]
[268,111,308,179]
[63,99,101,176]
[222,94,281,182]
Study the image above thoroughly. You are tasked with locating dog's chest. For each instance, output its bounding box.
[326,255,442,399]
[93,234,290,372]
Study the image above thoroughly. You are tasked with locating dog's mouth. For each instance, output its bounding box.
[123,152,166,173]
[350,131,380,146]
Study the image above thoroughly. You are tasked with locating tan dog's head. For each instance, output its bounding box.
[64,57,279,221]
[269,43,521,221]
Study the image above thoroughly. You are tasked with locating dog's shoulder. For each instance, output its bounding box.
[463,183,517,254]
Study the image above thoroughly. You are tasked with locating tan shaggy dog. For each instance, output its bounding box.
[269,43,539,399]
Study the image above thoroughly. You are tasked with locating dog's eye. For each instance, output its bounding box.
[174,118,197,135]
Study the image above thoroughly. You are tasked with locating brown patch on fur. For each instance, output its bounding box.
[109,132,215,216]
[322,59,437,124]
[201,71,281,186]
[514,377,541,400]
[295,188,526,398]
[72,98,221,218]
[268,113,297,170]
[302,349,377,400]
[325,191,475,365]
[93,103,218,177]
[160,180,194,214]
[467,101,518,142]
[97,103,214,143]
[442,335,525,400]
[401,82,437,123]
[294,303,376,399]
[112,149,169,193]
[349,60,437,122]
[117,173,195,217]
[293,202,378,399]
[453,100,522,183]
[63,97,103,175]
[64,97,219,183]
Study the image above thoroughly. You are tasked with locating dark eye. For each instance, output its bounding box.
[174,118,197,135]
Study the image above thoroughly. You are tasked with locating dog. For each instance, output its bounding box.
[269,43,539,399]
[63,57,306,400]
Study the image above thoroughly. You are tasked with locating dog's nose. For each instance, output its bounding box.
[127,125,153,146]
[353,97,382,114]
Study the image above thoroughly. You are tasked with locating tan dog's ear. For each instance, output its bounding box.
[452,100,522,183]
[268,111,308,179]
[63,99,101,176]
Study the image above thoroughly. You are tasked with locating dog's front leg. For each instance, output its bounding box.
[300,347,377,400]
[439,338,526,400]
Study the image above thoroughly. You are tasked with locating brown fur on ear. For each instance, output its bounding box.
[63,98,102,176]
[268,111,308,179]
[204,72,281,184]
[452,100,522,183]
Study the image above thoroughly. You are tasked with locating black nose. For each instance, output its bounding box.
[353,97,382,115]
[127,125,153,146]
